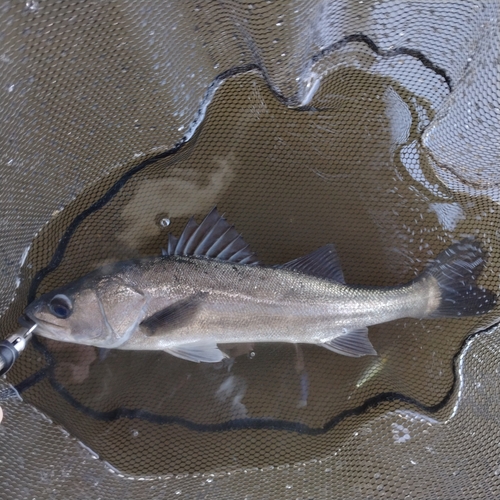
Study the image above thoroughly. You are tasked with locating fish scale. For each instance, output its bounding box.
[25,208,496,363]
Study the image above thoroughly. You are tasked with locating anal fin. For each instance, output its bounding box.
[320,327,377,357]
[165,341,228,363]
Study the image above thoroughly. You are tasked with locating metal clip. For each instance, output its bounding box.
[0,323,36,376]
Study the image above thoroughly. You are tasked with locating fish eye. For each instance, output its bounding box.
[49,294,72,319]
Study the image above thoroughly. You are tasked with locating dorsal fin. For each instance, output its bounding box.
[164,207,259,265]
[277,244,345,283]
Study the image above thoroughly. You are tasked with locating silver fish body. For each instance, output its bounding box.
[101,255,434,346]
[25,209,496,362]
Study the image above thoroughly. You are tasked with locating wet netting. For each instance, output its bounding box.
[0,1,499,498]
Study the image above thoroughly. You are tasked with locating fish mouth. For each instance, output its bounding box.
[24,311,71,339]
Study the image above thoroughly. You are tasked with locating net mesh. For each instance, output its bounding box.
[0,0,499,498]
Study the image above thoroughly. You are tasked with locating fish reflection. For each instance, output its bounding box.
[356,354,389,389]
[216,374,248,419]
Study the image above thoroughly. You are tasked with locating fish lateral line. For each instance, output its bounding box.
[24,209,497,363]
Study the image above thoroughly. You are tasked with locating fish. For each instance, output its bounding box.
[24,208,496,363]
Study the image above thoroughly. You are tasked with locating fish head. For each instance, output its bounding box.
[25,271,148,348]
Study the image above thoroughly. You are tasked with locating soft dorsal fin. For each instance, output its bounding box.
[277,244,345,283]
[163,207,259,265]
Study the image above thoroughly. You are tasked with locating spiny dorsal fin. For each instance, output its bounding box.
[277,244,345,283]
[164,207,259,265]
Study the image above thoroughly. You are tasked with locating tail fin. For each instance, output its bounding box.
[423,239,496,318]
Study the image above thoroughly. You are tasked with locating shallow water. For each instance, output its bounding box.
[4,62,500,475]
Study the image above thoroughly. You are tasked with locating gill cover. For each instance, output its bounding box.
[95,277,148,348]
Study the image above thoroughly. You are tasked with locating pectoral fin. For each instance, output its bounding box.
[320,327,377,357]
[164,341,228,363]
[141,293,205,334]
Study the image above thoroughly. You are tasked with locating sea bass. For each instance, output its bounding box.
[24,208,496,363]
